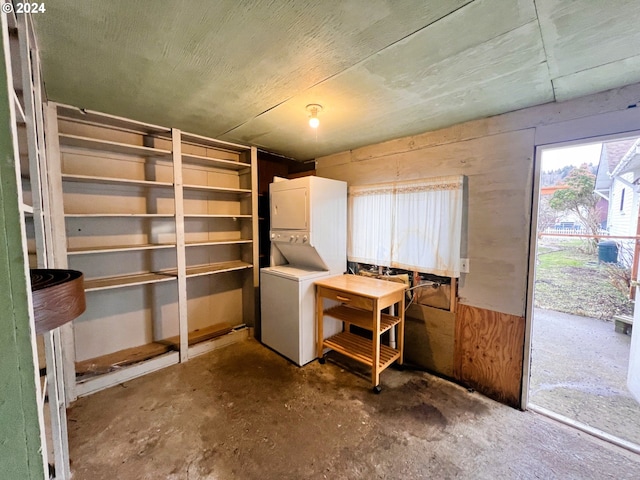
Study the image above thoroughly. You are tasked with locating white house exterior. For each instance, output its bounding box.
[607,170,638,237]
[596,138,640,265]
[607,139,640,238]
[595,139,640,237]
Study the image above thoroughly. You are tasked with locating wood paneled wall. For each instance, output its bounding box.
[316,128,533,405]
[455,304,525,408]
[316,82,640,408]
[257,150,314,194]
[317,129,535,316]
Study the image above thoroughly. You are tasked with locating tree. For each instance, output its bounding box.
[537,195,559,232]
[549,164,602,251]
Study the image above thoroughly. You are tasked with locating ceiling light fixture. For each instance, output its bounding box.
[306,104,322,129]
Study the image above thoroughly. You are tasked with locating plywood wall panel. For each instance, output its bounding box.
[405,304,455,377]
[455,304,525,408]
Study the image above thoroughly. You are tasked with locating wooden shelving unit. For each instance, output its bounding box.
[6,12,73,478]
[45,104,258,399]
[177,131,257,360]
[53,109,179,394]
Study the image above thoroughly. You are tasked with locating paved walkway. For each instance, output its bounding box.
[530,308,640,446]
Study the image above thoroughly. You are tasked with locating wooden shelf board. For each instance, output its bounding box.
[182,184,251,194]
[180,132,250,152]
[323,332,400,369]
[75,341,174,380]
[160,322,233,349]
[74,351,179,398]
[185,239,252,247]
[65,213,175,218]
[59,133,171,157]
[68,243,176,255]
[181,152,250,170]
[187,327,249,358]
[324,305,400,333]
[62,173,173,188]
[57,105,171,135]
[183,260,252,278]
[22,203,34,214]
[184,214,252,219]
[84,271,177,291]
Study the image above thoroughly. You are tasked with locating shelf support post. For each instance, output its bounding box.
[172,128,189,361]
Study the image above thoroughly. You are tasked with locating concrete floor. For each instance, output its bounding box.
[67,338,640,479]
[530,308,640,446]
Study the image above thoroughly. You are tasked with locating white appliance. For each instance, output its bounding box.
[261,176,346,366]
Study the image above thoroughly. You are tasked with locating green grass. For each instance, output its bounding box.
[537,251,584,268]
[534,241,632,319]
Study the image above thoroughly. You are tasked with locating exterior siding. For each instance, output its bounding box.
[608,172,637,237]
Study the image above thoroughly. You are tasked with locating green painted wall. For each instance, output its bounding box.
[0,30,45,480]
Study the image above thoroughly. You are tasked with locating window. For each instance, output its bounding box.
[348,175,464,277]
[620,188,626,211]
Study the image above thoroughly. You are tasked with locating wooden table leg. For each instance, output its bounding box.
[372,301,381,390]
[397,294,405,365]
[316,289,324,360]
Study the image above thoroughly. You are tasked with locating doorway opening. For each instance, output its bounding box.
[528,137,640,452]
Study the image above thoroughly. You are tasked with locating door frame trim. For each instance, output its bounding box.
[522,108,640,409]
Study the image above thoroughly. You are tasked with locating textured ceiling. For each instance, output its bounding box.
[33,0,640,161]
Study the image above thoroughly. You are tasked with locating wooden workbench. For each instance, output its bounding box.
[315,274,407,392]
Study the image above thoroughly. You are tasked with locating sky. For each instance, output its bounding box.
[541,143,602,172]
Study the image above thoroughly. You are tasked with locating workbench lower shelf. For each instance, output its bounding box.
[324,305,400,333]
[323,331,400,370]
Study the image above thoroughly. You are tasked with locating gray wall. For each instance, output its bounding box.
[316,83,640,317]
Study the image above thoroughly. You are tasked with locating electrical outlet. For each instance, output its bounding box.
[460,258,469,273]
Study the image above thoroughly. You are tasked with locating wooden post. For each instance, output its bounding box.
[397,294,405,365]
[316,288,324,359]
[372,299,381,388]
[172,129,189,362]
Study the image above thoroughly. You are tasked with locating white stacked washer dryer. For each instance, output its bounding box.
[260,176,346,365]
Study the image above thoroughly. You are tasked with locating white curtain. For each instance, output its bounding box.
[348,184,394,266]
[348,175,464,277]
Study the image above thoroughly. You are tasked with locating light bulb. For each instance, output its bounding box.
[306,104,323,129]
